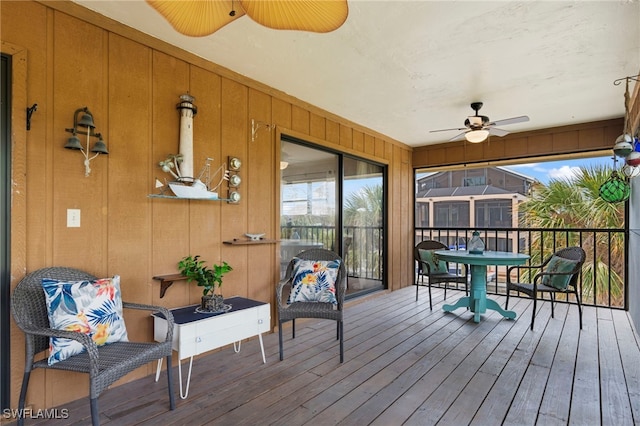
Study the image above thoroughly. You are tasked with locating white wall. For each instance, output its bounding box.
[629,178,640,336]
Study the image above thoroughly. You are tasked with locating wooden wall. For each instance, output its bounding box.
[1,0,414,410]
[413,118,623,169]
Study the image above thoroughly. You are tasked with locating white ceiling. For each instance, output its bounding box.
[74,0,640,148]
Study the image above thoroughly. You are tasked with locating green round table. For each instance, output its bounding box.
[434,250,530,323]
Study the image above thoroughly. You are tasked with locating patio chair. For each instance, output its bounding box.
[505,246,586,330]
[414,240,468,309]
[10,267,175,426]
[276,248,347,362]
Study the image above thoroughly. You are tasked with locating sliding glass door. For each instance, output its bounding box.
[280,137,385,296]
[343,156,384,294]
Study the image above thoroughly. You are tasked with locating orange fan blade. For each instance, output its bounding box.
[146,0,246,37]
[240,0,348,33]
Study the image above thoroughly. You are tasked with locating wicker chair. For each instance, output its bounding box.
[505,247,586,331]
[414,240,468,309]
[276,249,347,363]
[10,267,175,426]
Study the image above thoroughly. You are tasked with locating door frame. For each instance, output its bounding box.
[1,52,11,411]
[279,135,388,297]
[1,41,28,410]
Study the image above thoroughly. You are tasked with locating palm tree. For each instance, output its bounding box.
[343,184,383,278]
[518,164,625,306]
[343,184,383,227]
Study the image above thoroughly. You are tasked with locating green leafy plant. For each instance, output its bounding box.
[178,255,232,296]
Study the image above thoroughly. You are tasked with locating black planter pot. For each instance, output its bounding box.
[201,294,224,312]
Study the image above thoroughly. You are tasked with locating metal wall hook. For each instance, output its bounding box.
[251,119,274,142]
[26,104,38,130]
[613,74,640,86]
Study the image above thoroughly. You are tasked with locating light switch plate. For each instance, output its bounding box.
[67,209,81,228]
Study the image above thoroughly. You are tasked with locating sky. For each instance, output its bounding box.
[501,155,612,184]
[413,154,616,187]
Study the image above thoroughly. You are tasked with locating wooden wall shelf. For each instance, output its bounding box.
[152,273,186,298]
[223,239,278,245]
[148,194,232,201]
[154,240,277,297]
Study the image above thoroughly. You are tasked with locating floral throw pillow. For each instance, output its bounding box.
[287,258,340,305]
[541,256,579,290]
[418,249,448,274]
[41,275,129,365]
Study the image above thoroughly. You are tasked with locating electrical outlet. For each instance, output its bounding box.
[67,209,81,228]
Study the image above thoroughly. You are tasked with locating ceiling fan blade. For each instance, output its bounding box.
[448,131,468,142]
[430,127,467,133]
[488,127,510,137]
[241,0,349,33]
[147,0,245,37]
[488,115,529,127]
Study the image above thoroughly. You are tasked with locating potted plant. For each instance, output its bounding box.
[178,255,233,312]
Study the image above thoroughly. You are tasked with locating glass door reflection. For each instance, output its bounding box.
[280,141,338,277]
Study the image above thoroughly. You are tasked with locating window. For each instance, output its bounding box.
[476,200,512,228]
[434,202,469,227]
[281,181,335,216]
[463,176,486,186]
[416,202,429,227]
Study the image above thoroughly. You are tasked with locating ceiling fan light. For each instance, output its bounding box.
[465,129,489,143]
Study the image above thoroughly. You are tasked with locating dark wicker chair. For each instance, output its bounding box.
[505,247,586,330]
[10,267,175,426]
[414,240,468,309]
[276,249,347,363]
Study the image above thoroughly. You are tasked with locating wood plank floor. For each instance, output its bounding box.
[20,286,640,425]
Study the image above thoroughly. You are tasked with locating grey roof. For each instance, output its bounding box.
[416,167,536,186]
[417,185,513,198]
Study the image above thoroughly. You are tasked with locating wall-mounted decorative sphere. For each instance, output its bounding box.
[613,140,634,158]
[621,163,640,179]
[229,174,241,187]
[229,157,241,171]
[229,191,241,203]
[599,171,630,203]
[616,133,634,143]
[626,151,640,167]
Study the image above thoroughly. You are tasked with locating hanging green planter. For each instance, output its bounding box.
[599,171,630,203]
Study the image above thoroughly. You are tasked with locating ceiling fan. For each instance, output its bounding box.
[431,102,530,143]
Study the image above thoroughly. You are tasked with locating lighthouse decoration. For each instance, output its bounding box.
[177,94,197,179]
[155,93,230,199]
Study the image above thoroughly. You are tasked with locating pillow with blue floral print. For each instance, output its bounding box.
[287,258,340,305]
[41,275,129,365]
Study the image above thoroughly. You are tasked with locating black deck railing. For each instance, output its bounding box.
[415,227,628,309]
[279,225,627,309]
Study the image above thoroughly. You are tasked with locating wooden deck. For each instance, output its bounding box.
[21,286,640,425]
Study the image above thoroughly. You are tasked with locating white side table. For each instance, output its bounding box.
[153,296,270,398]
